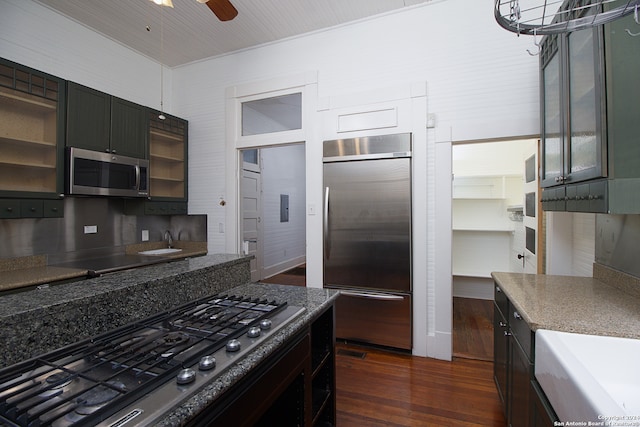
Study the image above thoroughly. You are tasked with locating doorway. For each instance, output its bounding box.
[451,138,538,360]
[240,144,306,283]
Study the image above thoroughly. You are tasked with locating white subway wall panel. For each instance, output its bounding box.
[0,0,168,111]
[1,0,540,360]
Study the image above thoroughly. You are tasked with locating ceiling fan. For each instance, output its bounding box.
[196,0,238,21]
[151,0,238,21]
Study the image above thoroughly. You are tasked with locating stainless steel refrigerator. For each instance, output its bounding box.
[323,133,412,351]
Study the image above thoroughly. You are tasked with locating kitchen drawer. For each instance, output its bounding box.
[20,200,43,218]
[124,200,188,216]
[565,180,607,213]
[0,200,20,218]
[494,284,509,319]
[509,303,534,362]
[541,186,566,211]
[43,199,64,218]
[334,290,411,350]
[146,201,188,215]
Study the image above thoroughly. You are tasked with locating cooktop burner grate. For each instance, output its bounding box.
[0,294,288,427]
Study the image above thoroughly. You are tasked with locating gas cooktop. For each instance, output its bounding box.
[0,293,305,426]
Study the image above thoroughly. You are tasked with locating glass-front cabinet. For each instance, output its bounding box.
[540,25,605,189]
[540,34,563,188]
[540,0,640,213]
[566,24,606,184]
[0,58,65,218]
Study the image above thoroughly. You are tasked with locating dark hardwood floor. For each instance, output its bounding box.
[453,297,494,361]
[264,270,503,425]
[261,265,306,286]
[336,343,506,426]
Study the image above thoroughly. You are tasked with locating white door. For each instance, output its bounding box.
[521,142,539,273]
[241,150,262,282]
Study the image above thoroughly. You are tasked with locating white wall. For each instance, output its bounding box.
[546,212,595,277]
[261,144,306,276]
[0,0,169,113]
[0,0,540,360]
[175,0,539,253]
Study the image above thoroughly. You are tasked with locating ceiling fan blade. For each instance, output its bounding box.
[205,0,238,21]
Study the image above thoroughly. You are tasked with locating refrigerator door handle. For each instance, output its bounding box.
[324,186,331,260]
[340,291,406,301]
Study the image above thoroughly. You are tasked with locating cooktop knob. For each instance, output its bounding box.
[247,326,261,338]
[199,355,216,371]
[259,318,272,330]
[176,368,196,385]
[226,339,241,352]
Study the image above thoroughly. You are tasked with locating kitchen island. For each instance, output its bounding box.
[0,254,338,426]
[0,254,251,368]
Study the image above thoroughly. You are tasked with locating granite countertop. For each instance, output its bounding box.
[156,282,339,427]
[0,254,245,319]
[0,254,252,368]
[492,271,640,340]
[0,265,88,292]
[0,242,207,293]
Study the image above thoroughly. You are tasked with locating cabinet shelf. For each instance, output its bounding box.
[453,271,493,279]
[0,86,56,111]
[0,135,56,148]
[312,350,331,378]
[453,227,514,232]
[150,129,183,142]
[150,175,184,183]
[311,388,332,426]
[0,159,56,170]
[150,152,183,162]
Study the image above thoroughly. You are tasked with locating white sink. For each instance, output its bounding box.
[138,248,183,256]
[535,329,640,422]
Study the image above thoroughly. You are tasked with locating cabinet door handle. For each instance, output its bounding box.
[495,286,502,293]
[504,331,512,337]
[499,321,507,328]
[513,311,522,320]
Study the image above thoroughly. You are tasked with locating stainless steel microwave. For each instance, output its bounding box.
[66,147,149,197]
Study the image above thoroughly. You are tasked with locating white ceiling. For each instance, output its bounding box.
[34,0,435,68]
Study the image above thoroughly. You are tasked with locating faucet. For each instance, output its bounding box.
[164,230,173,248]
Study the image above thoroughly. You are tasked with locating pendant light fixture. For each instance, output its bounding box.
[149,0,171,120]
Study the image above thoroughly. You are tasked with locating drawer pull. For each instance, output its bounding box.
[504,331,512,337]
[495,286,502,293]
[499,321,507,328]
[513,311,522,320]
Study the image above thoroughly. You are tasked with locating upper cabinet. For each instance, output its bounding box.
[67,82,147,159]
[125,110,188,216]
[540,1,640,213]
[148,111,187,201]
[0,58,65,218]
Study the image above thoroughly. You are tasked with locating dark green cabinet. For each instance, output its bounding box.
[67,82,147,159]
[540,0,640,213]
[66,82,110,153]
[0,57,65,218]
[494,284,557,427]
[111,97,148,158]
[125,110,188,215]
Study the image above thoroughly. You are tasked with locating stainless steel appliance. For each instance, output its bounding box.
[0,294,304,426]
[323,133,412,351]
[67,147,149,197]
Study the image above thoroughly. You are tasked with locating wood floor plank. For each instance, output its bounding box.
[336,344,506,426]
[453,297,494,361]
